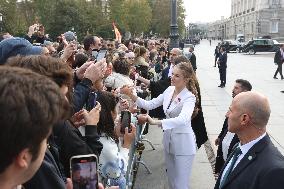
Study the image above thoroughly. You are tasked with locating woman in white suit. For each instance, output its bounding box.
[121,62,198,189]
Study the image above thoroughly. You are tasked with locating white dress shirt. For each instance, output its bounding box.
[222,131,236,160]
[220,133,266,182]
[167,64,174,77]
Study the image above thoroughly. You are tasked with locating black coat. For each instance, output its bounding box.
[23,148,66,189]
[214,135,284,189]
[189,53,197,71]
[274,49,283,65]
[161,66,170,80]
[218,52,227,69]
[54,121,103,177]
[148,78,170,118]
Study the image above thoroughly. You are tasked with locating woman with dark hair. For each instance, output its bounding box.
[96,91,136,189]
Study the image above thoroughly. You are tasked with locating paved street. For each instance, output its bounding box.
[134,40,284,189]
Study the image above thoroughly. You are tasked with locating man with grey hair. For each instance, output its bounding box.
[161,48,182,80]
[215,91,284,189]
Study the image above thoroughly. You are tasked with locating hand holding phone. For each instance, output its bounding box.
[91,50,98,61]
[96,49,107,62]
[122,123,136,149]
[120,111,131,134]
[70,154,98,189]
[82,102,101,126]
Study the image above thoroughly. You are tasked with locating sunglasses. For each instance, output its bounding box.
[170,53,177,56]
[107,44,114,47]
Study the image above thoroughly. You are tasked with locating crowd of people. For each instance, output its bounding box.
[0,24,284,189]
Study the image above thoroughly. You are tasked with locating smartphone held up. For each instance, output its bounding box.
[120,110,132,134]
[70,154,99,189]
[91,49,107,62]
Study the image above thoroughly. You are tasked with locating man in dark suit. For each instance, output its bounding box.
[214,79,252,175]
[217,47,227,88]
[273,44,284,79]
[161,48,181,80]
[215,91,284,189]
[189,47,197,72]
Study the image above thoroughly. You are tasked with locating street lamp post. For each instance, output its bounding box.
[169,0,179,50]
[234,20,237,40]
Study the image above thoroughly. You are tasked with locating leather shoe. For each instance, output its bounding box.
[218,85,222,87]
[273,77,278,79]
[220,85,225,88]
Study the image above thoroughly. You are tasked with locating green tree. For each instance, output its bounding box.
[124,0,152,37]
[177,0,186,35]
[151,0,170,37]
[108,0,127,32]
[151,0,186,37]
[0,0,28,36]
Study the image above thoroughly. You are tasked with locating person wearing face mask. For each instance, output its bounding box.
[83,35,102,58]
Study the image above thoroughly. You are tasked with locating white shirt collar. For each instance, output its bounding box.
[168,64,174,77]
[238,133,266,156]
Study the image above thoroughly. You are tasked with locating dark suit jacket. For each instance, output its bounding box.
[218,52,227,69]
[274,49,283,65]
[161,66,170,80]
[190,53,197,71]
[214,135,284,189]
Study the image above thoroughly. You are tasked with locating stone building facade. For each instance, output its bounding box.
[208,0,284,41]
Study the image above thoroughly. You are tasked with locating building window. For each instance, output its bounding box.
[270,21,279,33]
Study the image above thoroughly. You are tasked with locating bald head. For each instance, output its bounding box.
[234,91,271,128]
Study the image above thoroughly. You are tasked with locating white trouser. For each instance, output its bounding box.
[164,152,195,189]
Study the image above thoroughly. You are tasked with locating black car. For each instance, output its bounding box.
[242,39,281,54]
[220,40,243,53]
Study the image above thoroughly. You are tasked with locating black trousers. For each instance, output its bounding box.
[219,67,227,86]
[274,63,283,78]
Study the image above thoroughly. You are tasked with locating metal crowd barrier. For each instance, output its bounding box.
[125,114,155,189]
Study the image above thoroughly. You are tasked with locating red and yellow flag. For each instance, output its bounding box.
[112,22,122,43]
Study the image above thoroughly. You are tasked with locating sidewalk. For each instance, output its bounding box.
[134,125,216,189]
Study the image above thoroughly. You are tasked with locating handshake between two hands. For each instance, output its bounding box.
[136,114,161,127]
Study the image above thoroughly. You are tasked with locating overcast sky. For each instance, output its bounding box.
[184,0,231,23]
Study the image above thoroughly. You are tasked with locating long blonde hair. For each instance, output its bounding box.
[175,62,199,118]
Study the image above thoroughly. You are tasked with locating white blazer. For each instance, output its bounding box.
[136,86,197,155]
